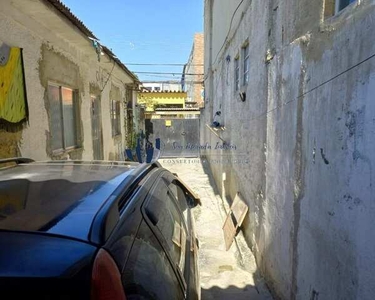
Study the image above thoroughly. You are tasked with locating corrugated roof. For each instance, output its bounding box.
[44,0,139,83]
[43,0,97,39]
[101,46,139,82]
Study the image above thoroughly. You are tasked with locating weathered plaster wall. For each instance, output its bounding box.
[0,0,135,161]
[38,44,85,160]
[0,3,47,160]
[203,0,375,299]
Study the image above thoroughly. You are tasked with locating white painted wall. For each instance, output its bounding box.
[202,0,375,299]
[142,82,182,91]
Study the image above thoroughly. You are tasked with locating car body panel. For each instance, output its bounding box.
[0,162,136,242]
[104,168,162,273]
[0,160,200,299]
[0,231,97,277]
[117,170,200,299]
[0,231,96,298]
[123,220,185,300]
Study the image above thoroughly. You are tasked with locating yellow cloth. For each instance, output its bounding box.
[0,47,27,123]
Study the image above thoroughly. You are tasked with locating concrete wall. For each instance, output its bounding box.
[0,0,136,161]
[202,0,375,299]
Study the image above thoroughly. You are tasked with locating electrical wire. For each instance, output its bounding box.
[247,51,375,123]
[100,61,116,93]
[212,0,246,68]
[141,74,183,79]
[132,71,204,75]
[124,63,204,66]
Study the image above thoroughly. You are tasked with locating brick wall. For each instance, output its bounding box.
[193,33,204,107]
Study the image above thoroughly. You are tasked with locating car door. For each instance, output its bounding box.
[119,171,185,300]
[163,174,200,300]
[142,174,189,298]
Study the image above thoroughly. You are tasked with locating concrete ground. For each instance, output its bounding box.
[159,159,273,300]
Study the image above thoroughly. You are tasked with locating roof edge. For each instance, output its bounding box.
[43,0,139,83]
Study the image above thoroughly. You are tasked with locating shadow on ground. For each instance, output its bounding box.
[202,284,264,300]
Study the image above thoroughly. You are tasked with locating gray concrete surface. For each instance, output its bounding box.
[160,159,273,300]
[202,1,375,299]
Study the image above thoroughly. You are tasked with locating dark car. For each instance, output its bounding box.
[0,158,200,300]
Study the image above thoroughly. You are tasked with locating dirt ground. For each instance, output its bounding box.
[160,159,273,300]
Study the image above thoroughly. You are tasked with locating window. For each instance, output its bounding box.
[324,0,356,18]
[154,87,161,91]
[242,43,249,86]
[126,88,133,109]
[168,182,188,224]
[111,100,121,136]
[336,0,356,13]
[47,84,79,152]
[234,56,240,91]
[145,181,187,277]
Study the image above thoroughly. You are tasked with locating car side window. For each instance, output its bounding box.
[168,181,188,224]
[144,180,187,279]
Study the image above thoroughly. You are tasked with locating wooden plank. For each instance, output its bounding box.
[222,192,249,251]
[231,192,248,228]
[222,212,236,251]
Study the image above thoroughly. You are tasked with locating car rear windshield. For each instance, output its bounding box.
[0,163,135,240]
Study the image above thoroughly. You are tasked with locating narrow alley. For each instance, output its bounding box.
[1,0,375,299]
[160,159,273,300]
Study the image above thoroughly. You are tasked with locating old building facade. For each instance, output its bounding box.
[0,0,140,161]
[202,0,375,299]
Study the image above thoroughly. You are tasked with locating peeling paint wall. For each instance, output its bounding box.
[203,0,375,299]
[0,0,137,161]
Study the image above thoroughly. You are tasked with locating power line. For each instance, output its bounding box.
[100,61,116,93]
[248,51,375,123]
[125,63,204,66]
[203,0,246,82]
[212,0,245,68]
[141,76,182,80]
[142,74,182,79]
[132,71,204,76]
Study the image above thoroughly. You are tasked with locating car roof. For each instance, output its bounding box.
[0,160,154,243]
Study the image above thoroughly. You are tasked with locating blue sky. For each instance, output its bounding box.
[61,0,203,81]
